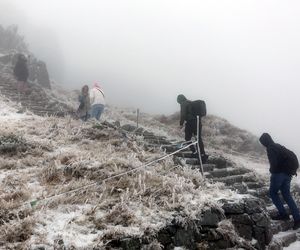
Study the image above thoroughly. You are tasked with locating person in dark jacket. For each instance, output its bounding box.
[77,85,91,121]
[259,133,300,230]
[177,94,207,162]
[13,54,29,95]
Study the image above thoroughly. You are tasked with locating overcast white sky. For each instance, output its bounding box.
[1,0,300,154]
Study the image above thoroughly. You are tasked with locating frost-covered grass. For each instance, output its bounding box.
[0,99,244,248]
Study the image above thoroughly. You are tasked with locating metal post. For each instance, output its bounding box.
[137,108,140,128]
[197,116,204,177]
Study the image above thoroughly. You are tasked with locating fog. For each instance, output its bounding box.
[1,0,300,154]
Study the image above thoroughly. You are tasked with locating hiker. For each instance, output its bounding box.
[177,94,208,163]
[89,83,105,120]
[77,85,91,121]
[13,54,29,95]
[259,133,300,230]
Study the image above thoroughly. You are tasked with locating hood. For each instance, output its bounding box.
[259,133,275,147]
[177,94,187,104]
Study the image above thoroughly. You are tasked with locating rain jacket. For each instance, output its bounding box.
[90,87,105,106]
[177,95,195,126]
[259,133,290,174]
[14,58,29,82]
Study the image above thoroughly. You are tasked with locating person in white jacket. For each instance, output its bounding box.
[90,83,105,120]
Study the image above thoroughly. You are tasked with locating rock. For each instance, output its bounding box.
[157,225,176,246]
[230,214,253,225]
[207,156,233,169]
[122,124,137,132]
[245,198,265,214]
[234,223,253,240]
[251,213,270,228]
[120,238,142,250]
[253,226,267,249]
[31,60,51,89]
[174,228,196,249]
[196,207,225,227]
[222,201,245,214]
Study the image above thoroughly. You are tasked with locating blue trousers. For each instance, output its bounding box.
[91,104,104,120]
[270,173,300,221]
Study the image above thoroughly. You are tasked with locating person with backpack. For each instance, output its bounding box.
[13,54,29,95]
[177,94,208,162]
[77,85,91,121]
[90,83,105,120]
[259,133,300,230]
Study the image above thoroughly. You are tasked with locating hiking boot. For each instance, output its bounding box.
[293,219,300,230]
[271,214,290,221]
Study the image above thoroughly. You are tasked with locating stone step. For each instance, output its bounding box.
[248,187,269,200]
[269,231,297,248]
[267,205,291,219]
[174,152,196,158]
[186,158,228,169]
[271,220,294,235]
[190,163,215,172]
[161,145,191,153]
[214,173,257,186]
[145,139,172,145]
[205,167,251,179]
[245,181,266,189]
[207,156,234,169]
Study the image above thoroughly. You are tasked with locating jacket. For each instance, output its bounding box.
[259,133,291,174]
[14,59,29,82]
[90,87,105,106]
[77,94,91,118]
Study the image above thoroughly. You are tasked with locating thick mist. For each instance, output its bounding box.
[1,0,300,155]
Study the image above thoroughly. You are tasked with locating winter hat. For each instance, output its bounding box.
[177,94,187,104]
[259,133,274,147]
[94,82,101,88]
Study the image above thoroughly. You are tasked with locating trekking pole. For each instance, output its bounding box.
[137,108,140,128]
[197,116,204,177]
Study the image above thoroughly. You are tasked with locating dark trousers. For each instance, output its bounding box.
[270,173,300,221]
[185,120,205,155]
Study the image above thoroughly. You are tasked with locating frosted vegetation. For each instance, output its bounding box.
[0,95,261,248]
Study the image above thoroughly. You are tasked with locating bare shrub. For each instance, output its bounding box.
[142,240,163,250]
[39,160,62,184]
[0,175,30,203]
[0,217,35,243]
[0,158,18,170]
[104,203,136,226]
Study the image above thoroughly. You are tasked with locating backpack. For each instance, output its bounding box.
[281,147,299,176]
[190,100,207,117]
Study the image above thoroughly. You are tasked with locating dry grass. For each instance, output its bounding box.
[0,217,35,243]
[39,160,63,184]
[0,102,244,248]
[104,203,137,226]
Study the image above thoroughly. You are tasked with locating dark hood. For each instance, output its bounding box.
[177,94,187,104]
[259,133,275,147]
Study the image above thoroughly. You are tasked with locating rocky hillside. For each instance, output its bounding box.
[1,25,300,250]
[0,24,74,117]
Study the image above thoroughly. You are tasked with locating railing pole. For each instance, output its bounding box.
[197,116,204,177]
[137,108,140,128]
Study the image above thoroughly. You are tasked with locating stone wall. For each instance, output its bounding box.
[222,198,272,250]
[104,197,273,250]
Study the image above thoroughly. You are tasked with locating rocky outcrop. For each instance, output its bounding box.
[0,73,72,116]
[106,206,255,250]
[222,198,272,249]
[0,25,51,89]
[0,52,51,89]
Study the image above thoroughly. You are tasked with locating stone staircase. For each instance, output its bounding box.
[123,126,300,249]
[0,73,73,116]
